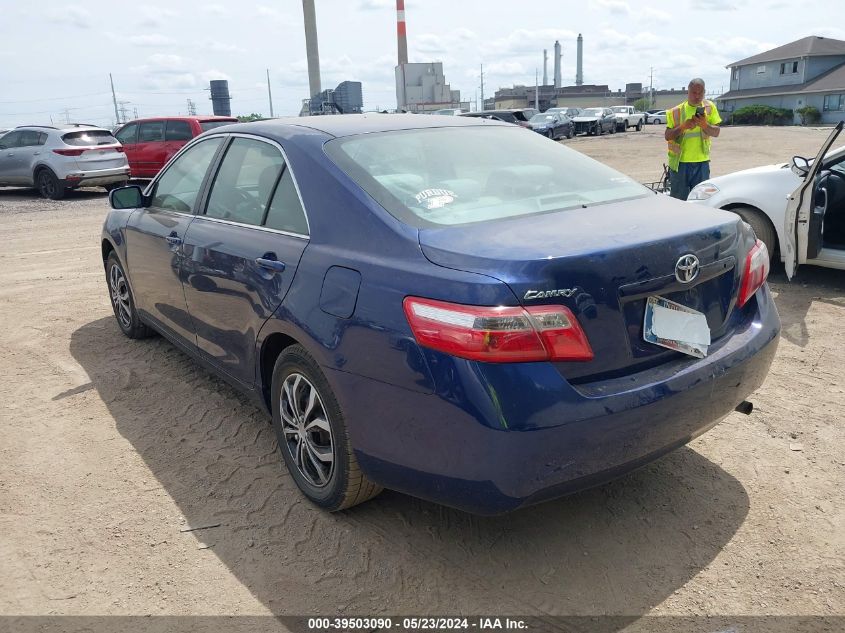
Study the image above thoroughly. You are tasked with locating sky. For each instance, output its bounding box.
[0,0,842,128]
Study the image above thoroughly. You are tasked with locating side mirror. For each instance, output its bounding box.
[791,156,810,177]
[109,185,146,210]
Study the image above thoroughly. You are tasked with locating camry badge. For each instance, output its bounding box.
[675,254,700,284]
[524,288,578,300]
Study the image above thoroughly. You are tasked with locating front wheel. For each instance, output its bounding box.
[595,125,602,136]
[106,252,153,339]
[271,345,382,511]
[731,206,778,261]
[636,120,643,131]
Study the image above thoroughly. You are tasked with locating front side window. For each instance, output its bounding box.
[205,137,284,226]
[150,137,223,213]
[138,121,165,143]
[325,126,647,228]
[0,131,22,148]
[115,124,138,145]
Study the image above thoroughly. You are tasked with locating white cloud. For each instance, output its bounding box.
[203,41,247,54]
[128,34,176,47]
[202,3,227,15]
[46,5,92,29]
[641,7,671,22]
[589,0,632,14]
[138,6,179,28]
[255,5,295,25]
[490,29,579,57]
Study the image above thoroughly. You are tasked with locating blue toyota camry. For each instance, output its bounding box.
[102,114,780,515]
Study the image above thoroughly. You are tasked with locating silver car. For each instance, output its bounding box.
[0,124,130,199]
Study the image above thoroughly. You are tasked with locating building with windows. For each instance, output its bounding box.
[717,36,845,123]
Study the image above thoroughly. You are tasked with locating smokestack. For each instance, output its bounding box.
[209,80,231,116]
[576,33,583,86]
[553,40,561,89]
[543,49,548,86]
[396,0,408,65]
[302,0,321,98]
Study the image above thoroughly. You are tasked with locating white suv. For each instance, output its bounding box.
[0,124,130,199]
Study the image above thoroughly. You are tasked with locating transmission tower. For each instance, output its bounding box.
[186,98,197,115]
[117,101,131,124]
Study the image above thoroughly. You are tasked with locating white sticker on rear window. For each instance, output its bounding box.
[415,188,456,210]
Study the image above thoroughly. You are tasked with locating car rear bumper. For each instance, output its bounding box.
[329,285,780,514]
[63,167,130,188]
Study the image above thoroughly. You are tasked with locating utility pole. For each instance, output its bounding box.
[186,98,196,115]
[535,69,539,111]
[649,67,655,106]
[480,64,484,111]
[109,73,120,126]
[266,69,275,118]
[61,109,71,124]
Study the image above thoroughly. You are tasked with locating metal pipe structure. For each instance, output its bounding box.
[553,41,561,89]
[302,0,321,98]
[576,33,584,86]
[396,0,408,65]
[543,50,548,86]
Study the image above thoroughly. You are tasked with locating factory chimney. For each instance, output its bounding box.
[302,0,321,98]
[553,40,561,89]
[396,0,409,65]
[576,33,584,86]
[543,49,548,86]
[209,80,231,116]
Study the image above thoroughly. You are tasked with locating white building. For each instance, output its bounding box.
[395,62,464,113]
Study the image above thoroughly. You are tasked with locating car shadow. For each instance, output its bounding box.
[0,186,108,200]
[70,317,750,618]
[768,266,845,348]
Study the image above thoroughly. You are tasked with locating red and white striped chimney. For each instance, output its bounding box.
[396,0,408,65]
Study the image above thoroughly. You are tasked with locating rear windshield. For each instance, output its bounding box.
[62,130,118,146]
[324,126,648,228]
[200,120,236,132]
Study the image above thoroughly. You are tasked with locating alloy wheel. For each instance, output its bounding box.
[109,264,132,330]
[280,373,335,487]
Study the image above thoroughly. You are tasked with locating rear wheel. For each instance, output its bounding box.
[36,169,65,200]
[547,129,555,140]
[731,206,778,261]
[271,345,382,511]
[636,120,643,131]
[595,124,602,136]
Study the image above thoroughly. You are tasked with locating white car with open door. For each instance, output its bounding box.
[688,122,844,276]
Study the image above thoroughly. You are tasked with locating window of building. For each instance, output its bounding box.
[756,65,766,74]
[823,94,845,111]
[732,68,739,80]
[780,61,799,75]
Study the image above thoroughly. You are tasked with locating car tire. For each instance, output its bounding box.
[547,129,555,140]
[271,344,382,511]
[36,168,66,200]
[731,206,778,261]
[611,123,617,134]
[106,251,153,339]
[595,125,602,136]
[567,128,574,139]
[636,120,643,131]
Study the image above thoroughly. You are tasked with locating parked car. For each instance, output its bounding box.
[649,110,668,125]
[610,106,645,132]
[460,109,532,127]
[0,124,129,199]
[572,107,617,136]
[113,116,237,178]
[528,112,573,140]
[546,107,582,119]
[102,114,779,515]
[644,109,662,123]
[432,108,467,116]
[688,122,845,276]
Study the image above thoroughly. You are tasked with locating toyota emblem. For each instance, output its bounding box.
[675,254,700,283]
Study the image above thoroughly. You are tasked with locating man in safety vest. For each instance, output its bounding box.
[665,78,722,200]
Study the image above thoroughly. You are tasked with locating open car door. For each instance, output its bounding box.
[784,121,843,278]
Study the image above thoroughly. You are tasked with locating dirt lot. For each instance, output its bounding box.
[1,126,843,621]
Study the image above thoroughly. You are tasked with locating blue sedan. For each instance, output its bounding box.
[102,114,780,514]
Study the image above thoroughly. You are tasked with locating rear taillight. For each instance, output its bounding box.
[737,239,770,307]
[52,148,86,156]
[403,297,594,363]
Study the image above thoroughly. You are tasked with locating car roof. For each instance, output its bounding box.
[215,113,512,139]
[118,115,238,125]
[13,124,109,133]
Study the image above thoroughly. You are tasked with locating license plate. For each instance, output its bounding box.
[643,295,711,358]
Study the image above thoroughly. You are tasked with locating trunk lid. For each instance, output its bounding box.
[419,195,748,381]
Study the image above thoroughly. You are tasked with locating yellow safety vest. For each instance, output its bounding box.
[666,100,715,171]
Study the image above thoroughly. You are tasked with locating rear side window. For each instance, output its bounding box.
[150,137,223,213]
[138,121,165,143]
[205,138,284,226]
[19,130,47,147]
[265,169,308,235]
[62,130,118,146]
[165,120,193,141]
[200,121,236,132]
[114,124,138,145]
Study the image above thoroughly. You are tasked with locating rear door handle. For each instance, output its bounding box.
[255,257,286,272]
[165,235,182,246]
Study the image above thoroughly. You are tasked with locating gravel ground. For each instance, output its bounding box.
[0,125,842,621]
